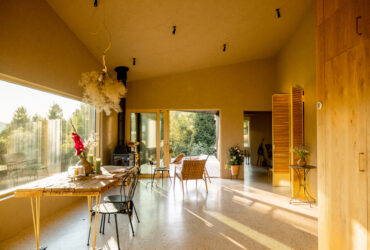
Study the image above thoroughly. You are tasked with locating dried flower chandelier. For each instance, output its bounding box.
[78,3,127,116]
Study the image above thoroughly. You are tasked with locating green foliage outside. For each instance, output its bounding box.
[169,111,216,157]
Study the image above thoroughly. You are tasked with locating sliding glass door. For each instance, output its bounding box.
[128,110,169,174]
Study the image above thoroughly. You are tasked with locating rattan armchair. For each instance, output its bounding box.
[173,159,208,197]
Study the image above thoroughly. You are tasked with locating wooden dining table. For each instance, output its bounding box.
[14,165,135,250]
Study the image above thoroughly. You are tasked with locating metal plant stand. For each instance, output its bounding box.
[289,165,316,207]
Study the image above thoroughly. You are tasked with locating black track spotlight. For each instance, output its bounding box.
[172,26,176,35]
[94,0,98,7]
[276,8,281,18]
[133,58,136,66]
[223,44,227,52]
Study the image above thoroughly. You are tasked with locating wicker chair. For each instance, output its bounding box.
[173,159,208,197]
[171,153,185,165]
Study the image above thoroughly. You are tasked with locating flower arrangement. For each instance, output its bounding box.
[294,145,310,159]
[71,123,97,160]
[79,71,127,116]
[225,145,244,168]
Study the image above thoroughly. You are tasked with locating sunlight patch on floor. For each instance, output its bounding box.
[272,208,317,236]
[223,185,317,218]
[184,208,214,227]
[203,209,291,250]
[232,194,272,214]
[219,232,247,250]
[102,236,118,249]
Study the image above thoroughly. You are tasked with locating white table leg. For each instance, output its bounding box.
[30,196,42,249]
[87,194,102,249]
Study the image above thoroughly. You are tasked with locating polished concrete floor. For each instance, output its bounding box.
[1,165,318,250]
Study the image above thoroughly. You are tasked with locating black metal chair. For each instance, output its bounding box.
[104,168,141,223]
[87,167,140,249]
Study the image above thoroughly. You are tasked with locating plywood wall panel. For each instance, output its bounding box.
[317,0,369,248]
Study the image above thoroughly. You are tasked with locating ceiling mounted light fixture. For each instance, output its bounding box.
[276,8,281,18]
[78,1,127,116]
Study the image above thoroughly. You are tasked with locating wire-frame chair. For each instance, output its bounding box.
[87,167,140,249]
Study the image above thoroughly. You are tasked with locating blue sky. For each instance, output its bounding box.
[0,80,82,123]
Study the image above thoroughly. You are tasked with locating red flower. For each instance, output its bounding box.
[72,132,85,156]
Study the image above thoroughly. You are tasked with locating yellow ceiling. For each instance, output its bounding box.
[46,0,313,81]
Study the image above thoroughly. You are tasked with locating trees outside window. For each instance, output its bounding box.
[0,81,95,192]
[169,111,216,157]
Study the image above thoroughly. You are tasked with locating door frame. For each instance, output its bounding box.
[126,109,170,171]
[126,108,221,177]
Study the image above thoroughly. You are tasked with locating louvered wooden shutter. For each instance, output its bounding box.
[272,94,290,186]
[290,87,304,196]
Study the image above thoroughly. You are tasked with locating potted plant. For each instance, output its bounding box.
[294,145,310,167]
[225,145,244,177]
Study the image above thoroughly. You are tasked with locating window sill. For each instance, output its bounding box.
[0,188,16,201]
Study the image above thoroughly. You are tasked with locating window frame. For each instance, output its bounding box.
[0,74,100,199]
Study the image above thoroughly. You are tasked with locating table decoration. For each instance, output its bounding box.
[67,165,85,181]
[71,122,97,176]
[88,154,94,166]
[95,158,102,174]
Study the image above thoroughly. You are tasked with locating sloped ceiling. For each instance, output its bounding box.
[46,0,313,81]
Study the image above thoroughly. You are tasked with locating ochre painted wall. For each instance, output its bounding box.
[0,0,100,242]
[127,58,276,178]
[275,4,317,198]
[0,0,100,98]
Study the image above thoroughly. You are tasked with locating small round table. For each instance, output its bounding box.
[288,165,316,206]
[151,167,172,187]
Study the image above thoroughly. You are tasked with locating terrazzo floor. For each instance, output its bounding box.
[0,165,318,250]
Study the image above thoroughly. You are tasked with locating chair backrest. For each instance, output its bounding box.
[171,153,185,164]
[181,160,206,180]
[121,166,140,202]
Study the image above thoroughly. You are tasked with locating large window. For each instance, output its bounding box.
[0,80,95,193]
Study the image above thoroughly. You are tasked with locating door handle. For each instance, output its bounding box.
[356,16,362,36]
[358,152,365,172]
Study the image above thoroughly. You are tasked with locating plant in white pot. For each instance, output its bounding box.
[225,145,244,177]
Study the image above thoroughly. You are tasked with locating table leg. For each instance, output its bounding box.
[167,170,172,183]
[151,170,155,188]
[30,196,46,250]
[87,194,102,249]
[290,168,302,204]
[162,171,164,186]
[303,169,315,206]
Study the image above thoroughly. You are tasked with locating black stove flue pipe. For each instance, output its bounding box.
[114,66,129,154]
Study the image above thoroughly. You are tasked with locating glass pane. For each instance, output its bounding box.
[135,113,157,174]
[169,110,219,177]
[160,112,164,166]
[130,113,137,142]
[0,80,95,193]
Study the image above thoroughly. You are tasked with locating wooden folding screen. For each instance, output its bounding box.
[272,94,290,186]
[289,87,304,196]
